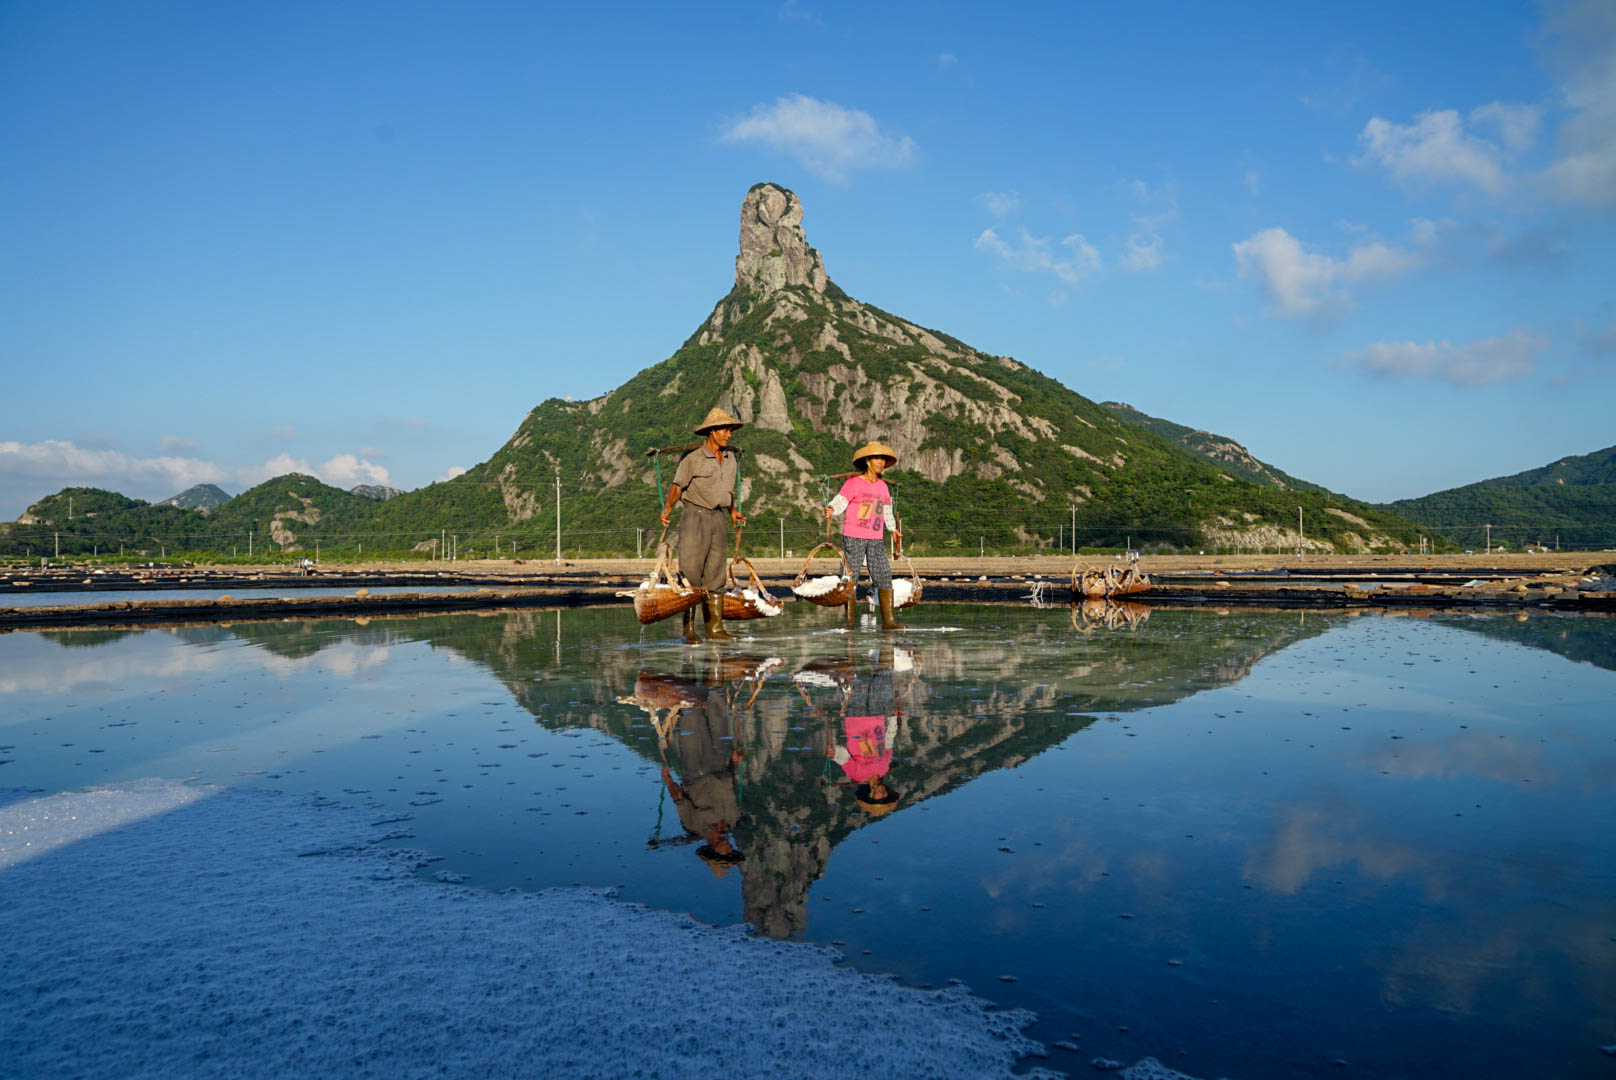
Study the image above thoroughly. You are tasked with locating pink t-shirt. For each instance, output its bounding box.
[837,475,891,540]
[838,715,892,783]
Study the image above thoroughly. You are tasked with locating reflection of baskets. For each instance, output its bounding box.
[720,557,786,620]
[618,537,705,624]
[627,672,703,710]
[792,542,856,607]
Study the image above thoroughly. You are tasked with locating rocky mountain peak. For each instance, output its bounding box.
[734,182,828,295]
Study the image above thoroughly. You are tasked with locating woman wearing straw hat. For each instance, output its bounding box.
[824,440,905,631]
[662,406,747,642]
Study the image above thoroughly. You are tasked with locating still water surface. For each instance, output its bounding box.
[2,603,1612,1078]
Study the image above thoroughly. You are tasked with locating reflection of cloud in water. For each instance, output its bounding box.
[1380,906,1616,1020]
[1348,731,1551,784]
[980,836,1110,899]
[1244,801,1427,895]
[0,633,394,698]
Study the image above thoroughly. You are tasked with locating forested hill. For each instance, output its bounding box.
[1382,444,1616,550]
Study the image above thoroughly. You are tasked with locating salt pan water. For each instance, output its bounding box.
[2,603,1612,1078]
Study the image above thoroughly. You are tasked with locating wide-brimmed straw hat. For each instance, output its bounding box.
[695,406,745,434]
[852,441,898,468]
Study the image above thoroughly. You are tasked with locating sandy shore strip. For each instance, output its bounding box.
[0,780,1207,1080]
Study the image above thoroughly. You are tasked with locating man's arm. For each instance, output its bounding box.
[659,483,684,527]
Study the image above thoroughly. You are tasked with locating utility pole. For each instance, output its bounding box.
[54,532,59,559]
[779,518,785,559]
[315,540,320,563]
[1070,505,1077,555]
[1298,506,1304,559]
[1485,523,1491,554]
[248,531,253,557]
[636,527,643,559]
[554,466,562,564]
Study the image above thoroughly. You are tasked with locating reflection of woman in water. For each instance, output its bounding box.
[824,649,901,815]
[658,681,745,875]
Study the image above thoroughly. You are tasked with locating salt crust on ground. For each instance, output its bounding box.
[0,780,1076,1080]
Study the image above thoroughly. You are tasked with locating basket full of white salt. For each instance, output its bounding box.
[792,542,856,607]
[864,551,924,610]
[616,538,705,625]
[721,557,787,620]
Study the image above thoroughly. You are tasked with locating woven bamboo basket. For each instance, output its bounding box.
[792,542,856,607]
[618,536,705,624]
[865,550,923,610]
[720,556,787,620]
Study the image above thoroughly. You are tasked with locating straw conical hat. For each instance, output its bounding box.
[852,440,898,468]
[695,406,745,433]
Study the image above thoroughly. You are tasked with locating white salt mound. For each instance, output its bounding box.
[866,578,916,609]
[793,670,840,688]
[793,574,845,599]
[0,780,1065,1080]
[740,588,782,617]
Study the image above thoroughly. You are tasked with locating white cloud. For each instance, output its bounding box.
[975,227,1100,285]
[0,440,228,491]
[0,440,390,504]
[1355,109,1517,195]
[976,190,1020,217]
[1119,181,1177,273]
[157,434,196,452]
[266,424,300,440]
[719,94,917,183]
[1541,0,1616,207]
[1244,169,1262,195]
[1469,101,1542,152]
[777,0,819,23]
[439,466,469,482]
[1119,232,1164,272]
[1336,330,1545,386]
[1232,224,1429,317]
[237,453,390,489]
[936,53,958,70]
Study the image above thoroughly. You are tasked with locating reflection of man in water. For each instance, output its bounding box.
[660,680,744,874]
[827,652,900,815]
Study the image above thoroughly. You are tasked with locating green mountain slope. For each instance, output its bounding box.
[1382,444,1616,550]
[1101,402,1329,494]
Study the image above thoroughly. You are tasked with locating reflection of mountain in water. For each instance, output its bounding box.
[36,604,1339,937]
[1435,611,1616,673]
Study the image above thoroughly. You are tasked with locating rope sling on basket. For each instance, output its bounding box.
[721,530,787,620]
[792,520,856,607]
[862,510,922,611]
[617,527,705,625]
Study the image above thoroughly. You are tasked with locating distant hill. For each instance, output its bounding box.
[351,484,404,501]
[160,483,233,511]
[1382,444,1616,551]
[1101,402,1329,494]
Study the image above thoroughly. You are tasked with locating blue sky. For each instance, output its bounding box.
[3,0,1612,518]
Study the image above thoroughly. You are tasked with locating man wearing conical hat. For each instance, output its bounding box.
[824,440,906,630]
[661,406,747,642]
